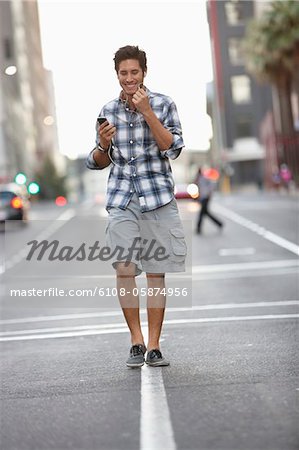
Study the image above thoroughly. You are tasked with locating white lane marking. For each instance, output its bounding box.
[164,314,299,325]
[1,300,298,325]
[141,367,176,450]
[214,204,299,256]
[31,209,76,240]
[192,259,299,274]
[0,310,123,325]
[0,322,127,336]
[0,327,128,341]
[218,247,256,256]
[1,209,76,275]
[3,259,297,280]
[221,202,298,211]
[166,301,299,313]
[7,267,297,283]
[0,314,298,342]
[192,267,299,281]
[3,300,298,337]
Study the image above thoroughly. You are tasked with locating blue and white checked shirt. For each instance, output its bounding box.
[86,88,184,212]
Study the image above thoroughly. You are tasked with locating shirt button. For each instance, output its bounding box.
[129,140,133,144]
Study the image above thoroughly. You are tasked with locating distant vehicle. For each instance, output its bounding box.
[174,183,199,200]
[0,183,30,223]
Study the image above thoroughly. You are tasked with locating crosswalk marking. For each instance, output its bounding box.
[214,204,299,256]
[0,313,298,342]
[1,300,298,325]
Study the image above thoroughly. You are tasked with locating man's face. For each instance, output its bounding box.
[117,59,145,96]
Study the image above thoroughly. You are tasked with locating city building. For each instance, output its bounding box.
[0,0,64,184]
[207,0,273,188]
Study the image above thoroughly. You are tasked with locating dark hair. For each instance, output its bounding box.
[114,45,147,74]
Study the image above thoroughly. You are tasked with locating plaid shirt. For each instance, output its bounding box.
[86,88,184,212]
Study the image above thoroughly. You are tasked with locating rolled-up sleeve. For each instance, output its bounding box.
[162,100,184,160]
[85,149,101,170]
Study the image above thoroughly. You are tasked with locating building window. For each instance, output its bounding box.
[228,38,244,65]
[236,115,252,138]
[231,75,251,104]
[3,38,13,59]
[225,1,243,25]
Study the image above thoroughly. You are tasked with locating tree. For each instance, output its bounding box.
[35,155,67,200]
[243,0,299,136]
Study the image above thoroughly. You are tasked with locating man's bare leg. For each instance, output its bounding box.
[116,262,145,346]
[146,273,166,350]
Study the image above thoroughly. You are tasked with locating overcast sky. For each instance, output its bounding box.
[38,1,213,158]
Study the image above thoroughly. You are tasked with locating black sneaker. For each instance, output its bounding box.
[126,344,147,368]
[145,349,170,367]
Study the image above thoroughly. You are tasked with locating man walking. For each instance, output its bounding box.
[196,167,223,234]
[86,45,186,368]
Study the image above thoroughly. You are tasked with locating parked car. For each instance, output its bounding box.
[0,183,30,223]
[174,183,199,200]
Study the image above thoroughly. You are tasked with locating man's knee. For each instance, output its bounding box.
[116,262,137,278]
[146,273,165,285]
[146,273,165,278]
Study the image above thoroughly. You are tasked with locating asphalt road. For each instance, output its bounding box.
[0,191,298,450]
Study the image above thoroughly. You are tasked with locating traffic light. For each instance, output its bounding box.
[28,182,40,195]
[55,196,67,206]
[15,172,27,185]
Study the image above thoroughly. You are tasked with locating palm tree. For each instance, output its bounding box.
[243,0,299,136]
[243,0,299,183]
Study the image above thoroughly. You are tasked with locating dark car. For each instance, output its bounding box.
[0,183,30,223]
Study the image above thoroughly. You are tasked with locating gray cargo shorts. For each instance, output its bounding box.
[105,193,187,276]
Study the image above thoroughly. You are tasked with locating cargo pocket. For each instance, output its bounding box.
[169,228,187,262]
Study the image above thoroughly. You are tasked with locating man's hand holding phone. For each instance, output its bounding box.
[97,117,116,151]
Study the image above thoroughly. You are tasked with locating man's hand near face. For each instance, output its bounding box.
[132,86,151,114]
[133,87,173,151]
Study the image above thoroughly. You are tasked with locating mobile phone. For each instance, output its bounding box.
[97,117,107,125]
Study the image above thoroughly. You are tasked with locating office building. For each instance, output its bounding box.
[0,0,63,183]
[207,0,273,186]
